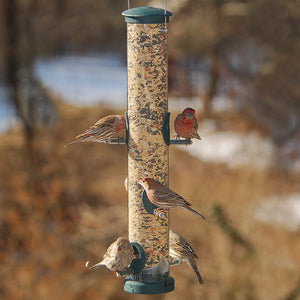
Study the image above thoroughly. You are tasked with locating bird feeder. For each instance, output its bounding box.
[122,6,174,294]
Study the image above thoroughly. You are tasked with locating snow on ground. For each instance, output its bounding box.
[33,54,127,107]
[177,120,276,170]
[254,194,300,230]
[0,86,19,133]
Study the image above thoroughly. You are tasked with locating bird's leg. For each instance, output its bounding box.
[185,137,191,147]
[153,208,168,218]
[114,136,124,144]
[116,268,133,278]
[169,258,182,266]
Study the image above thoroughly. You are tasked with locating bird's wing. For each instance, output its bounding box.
[94,115,116,128]
[192,118,198,130]
[191,118,201,139]
[178,235,198,258]
[66,116,118,145]
[153,186,191,208]
[170,234,198,259]
[75,116,116,139]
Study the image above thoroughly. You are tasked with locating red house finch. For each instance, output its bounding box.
[67,115,126,145]
[138,178,205,219]
[174,108,201,141]
[89,237,134,276]
[169,230,204,284]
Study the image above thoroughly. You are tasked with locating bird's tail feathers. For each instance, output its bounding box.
[66,135,107,146]
[186,257,204,284]
[192,132,201,140]
[183,206,206,219]
[66,139,82,146]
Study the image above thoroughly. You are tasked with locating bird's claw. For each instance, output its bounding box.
[169,258,181,266]
[154,208,167,218]
[108,137,125,144]
[116,268,133,278]
[118,137,125,144]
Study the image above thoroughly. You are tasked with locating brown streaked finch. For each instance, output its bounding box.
[169,230,204,284]
[138,178,205,219]
[174,108,201,141]
[89,237,134,276]
[66,115,126,145]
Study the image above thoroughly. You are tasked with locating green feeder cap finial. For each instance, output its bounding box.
[122,7,172,24]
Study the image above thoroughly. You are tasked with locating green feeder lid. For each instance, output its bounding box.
[122,7,172,24]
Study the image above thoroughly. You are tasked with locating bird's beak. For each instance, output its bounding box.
[138,180,143,186]
[89,262,103,270]
[186,113,194,119]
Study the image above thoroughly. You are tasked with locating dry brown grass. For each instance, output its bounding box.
[0,101,299,300]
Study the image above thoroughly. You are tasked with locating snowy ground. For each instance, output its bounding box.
[0,86,18,132]
[179,120,276,170]
[254,194,300,230]
[33,54,127,106]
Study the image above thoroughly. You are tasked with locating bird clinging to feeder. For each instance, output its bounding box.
[66,115,126,145]
[169,230,204,284]
[139,178,205,219]
[89,237,134,277]
[174,108,201,141]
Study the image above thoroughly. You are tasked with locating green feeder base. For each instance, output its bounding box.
[124,276,174,294]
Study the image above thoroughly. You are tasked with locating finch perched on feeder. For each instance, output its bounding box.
[67,115,126,145]
[174,108,201,141]
[169,230,204,284]
[89,237,134,276]
[138,178,205,219]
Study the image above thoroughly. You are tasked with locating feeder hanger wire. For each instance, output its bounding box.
[164,0,167,29]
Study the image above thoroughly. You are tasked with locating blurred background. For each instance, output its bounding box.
[0,0,300,299]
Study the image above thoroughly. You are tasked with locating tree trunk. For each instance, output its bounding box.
[3,0,35,143]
